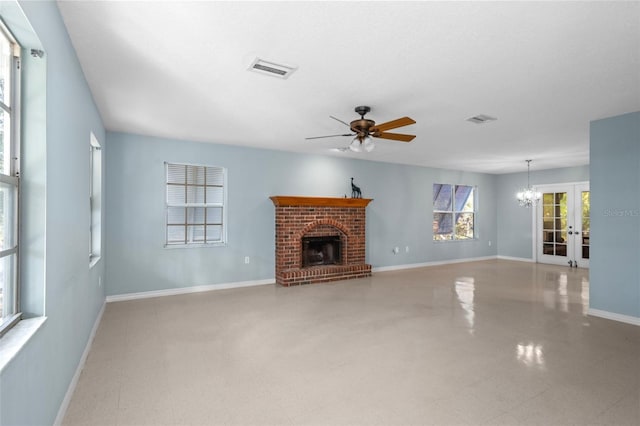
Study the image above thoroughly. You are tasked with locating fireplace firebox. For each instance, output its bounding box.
[302,236,341,267]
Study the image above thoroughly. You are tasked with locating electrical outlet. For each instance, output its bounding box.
[488,240,492,247]
[405,246,409,253]
[98,276,102,287]
[244,256,250,264]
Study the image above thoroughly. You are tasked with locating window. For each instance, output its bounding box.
[165,162,226,246]
[0,22,20,336]
[89,132,102,266]
[433,183,475,241]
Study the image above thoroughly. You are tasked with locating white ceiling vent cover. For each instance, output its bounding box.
[248,58,297,79]
[466,114,497,124]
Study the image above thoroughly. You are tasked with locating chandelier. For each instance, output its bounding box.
[516,160,541,208]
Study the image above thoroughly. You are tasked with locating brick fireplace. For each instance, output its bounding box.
[270,196,373,286]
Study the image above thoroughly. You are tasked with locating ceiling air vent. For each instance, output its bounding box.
[248,58,297,79]
[466,114,497,124]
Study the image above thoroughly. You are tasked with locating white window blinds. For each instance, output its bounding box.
[165,163,226,246]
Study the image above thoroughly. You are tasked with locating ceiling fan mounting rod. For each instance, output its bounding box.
[354,105,371,118]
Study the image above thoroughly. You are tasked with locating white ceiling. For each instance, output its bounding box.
[57,1,640,174]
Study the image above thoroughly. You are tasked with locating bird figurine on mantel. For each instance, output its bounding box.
[351,177,362,198]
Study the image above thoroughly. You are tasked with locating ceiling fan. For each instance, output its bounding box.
[306,106,416,152]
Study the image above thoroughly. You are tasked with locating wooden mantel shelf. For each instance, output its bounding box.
[270,196,373,208]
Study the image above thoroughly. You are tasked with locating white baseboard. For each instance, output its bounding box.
[372,256,497,273]
[496,255,535,263]
[588,308,640,326]
[54,301,106,426]
[105,278,276,303]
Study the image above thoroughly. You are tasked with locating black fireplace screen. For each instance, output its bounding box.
[302,236,342,267]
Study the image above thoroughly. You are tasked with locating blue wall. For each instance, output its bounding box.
[496,165,590,259]
[1,1,633,423]
[0,1,106,425]
[105,132,498,296]
[590,111,640,319]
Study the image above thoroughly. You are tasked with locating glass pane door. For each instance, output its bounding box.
[575,183,590,267]
[536,183,589,268]
[541,192,568,260]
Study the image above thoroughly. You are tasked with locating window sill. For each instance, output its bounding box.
[90,255,101,268]
[164,242,227,249]
[433,238,478,243]
[0,317,47,373]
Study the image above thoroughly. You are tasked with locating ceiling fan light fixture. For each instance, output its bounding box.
[349,135,375,153]
[349,137,363,152]
[363,136,375,152]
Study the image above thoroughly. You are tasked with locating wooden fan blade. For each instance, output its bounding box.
[371,117,416,132]
[306,133,354,140]
[374,132,416,142]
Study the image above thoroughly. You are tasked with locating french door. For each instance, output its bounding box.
[536,183,590,268]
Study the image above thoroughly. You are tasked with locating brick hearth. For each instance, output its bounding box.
[270,196,373,286]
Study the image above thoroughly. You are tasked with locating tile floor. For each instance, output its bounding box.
[63,260,639,425]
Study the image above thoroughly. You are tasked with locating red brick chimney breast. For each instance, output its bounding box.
[270,196,373,286]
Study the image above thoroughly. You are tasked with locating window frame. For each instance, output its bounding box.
[432,183,477,242]
[164,162,227,248]
[0,19,21,337]
[89,132,101,267]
